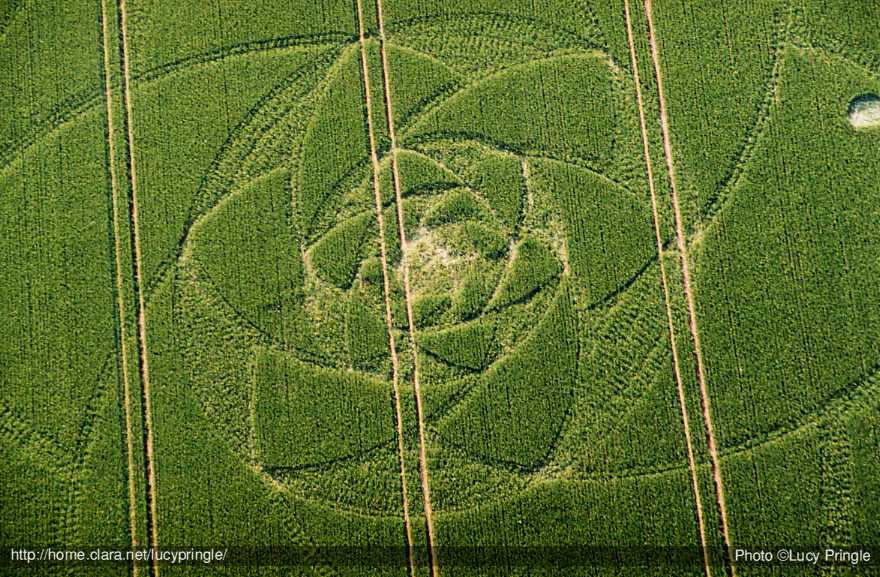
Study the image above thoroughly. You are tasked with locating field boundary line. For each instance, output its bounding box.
[115,0,160,574]
[354,1,417,574]
[622,3,711,576]
[642,1,736,575]
[98,0,141,568]
[375,0,440,574]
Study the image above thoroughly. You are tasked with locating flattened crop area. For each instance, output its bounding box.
[1,1,878,577]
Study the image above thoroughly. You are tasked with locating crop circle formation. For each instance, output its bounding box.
[178,16,662,513]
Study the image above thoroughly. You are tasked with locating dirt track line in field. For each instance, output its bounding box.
[354,1,417,574]
[98,0,141,570]
[116,0,160,574]
[375,0,440,574]
[622,3,712,576]
[642,1,736,575]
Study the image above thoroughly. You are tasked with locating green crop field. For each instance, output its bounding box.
[1,0,878,576]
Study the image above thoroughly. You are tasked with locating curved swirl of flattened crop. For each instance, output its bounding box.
[695,9,790,234]
[690,13,880,460]
[385,11,603,74]
[697,9,880,235]
[0,34,349,176]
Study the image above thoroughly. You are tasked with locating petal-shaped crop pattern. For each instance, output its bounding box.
[176,13,660,502]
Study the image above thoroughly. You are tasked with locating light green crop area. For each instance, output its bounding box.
[1,1,877,576]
